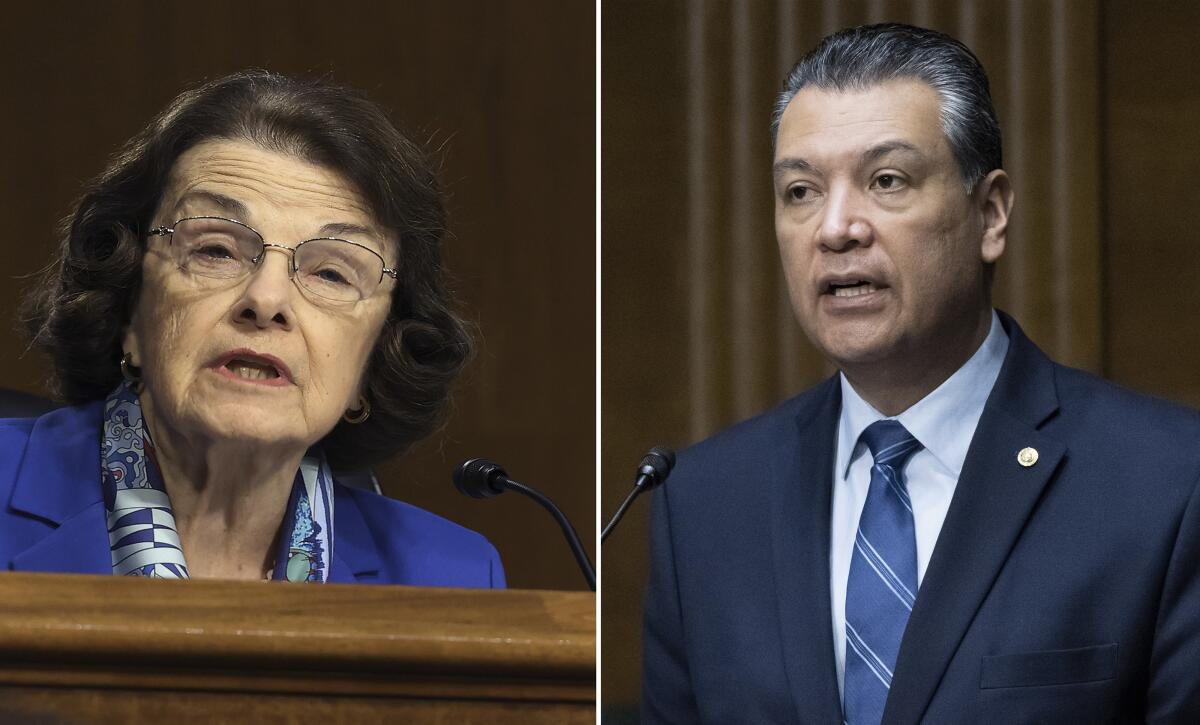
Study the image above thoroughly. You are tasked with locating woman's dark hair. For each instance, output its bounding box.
[21,69,472,470]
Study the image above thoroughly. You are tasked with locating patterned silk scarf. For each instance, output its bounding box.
[101,380,335,582]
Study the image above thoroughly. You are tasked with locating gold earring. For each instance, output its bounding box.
[120,352,143,392]
[344,395,370,424]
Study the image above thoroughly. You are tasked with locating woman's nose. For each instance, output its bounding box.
[235,248,296,329]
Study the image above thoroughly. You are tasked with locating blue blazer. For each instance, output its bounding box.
[0,402,505,588]
[643,314,1200,723]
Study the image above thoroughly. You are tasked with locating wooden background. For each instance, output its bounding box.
[0,1,595,592]
[601,0,1200,717]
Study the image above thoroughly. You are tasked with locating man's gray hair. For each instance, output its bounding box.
[771,23,1002,193]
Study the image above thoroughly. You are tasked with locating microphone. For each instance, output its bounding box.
[601,446,676,544]
[454,458,595,591]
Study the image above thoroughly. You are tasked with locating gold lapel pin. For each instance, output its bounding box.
[1017,447,1039,467]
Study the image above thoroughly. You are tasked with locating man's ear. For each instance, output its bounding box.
[976,168,1013,264]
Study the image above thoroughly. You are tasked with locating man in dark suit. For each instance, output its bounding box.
[642,23,1200,724]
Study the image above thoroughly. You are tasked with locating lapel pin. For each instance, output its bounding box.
[1017,447,1039,467]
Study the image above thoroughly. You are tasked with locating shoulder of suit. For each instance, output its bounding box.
[671,379,835,486]
[1051,361,1200,436]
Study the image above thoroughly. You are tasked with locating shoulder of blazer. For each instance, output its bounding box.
[333,483,506,588]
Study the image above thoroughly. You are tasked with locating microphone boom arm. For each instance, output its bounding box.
[502,478,596,591]
[600,477,647,543]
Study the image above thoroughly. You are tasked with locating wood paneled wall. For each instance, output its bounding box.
[601,0,1200,714]
[1103,0,1200,408]
[0,1,594,591]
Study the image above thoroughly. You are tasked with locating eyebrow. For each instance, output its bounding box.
[316,221,377,241]
[861,140,923,165]
[174,190,249,220]
[772,140,926,179]
[772,157,817,179]
[173,190,387,253]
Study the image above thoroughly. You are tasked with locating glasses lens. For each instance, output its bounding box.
[171,218,262,279]
[294,239,384,303]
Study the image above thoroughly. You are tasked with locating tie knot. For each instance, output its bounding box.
[860,419,922,468]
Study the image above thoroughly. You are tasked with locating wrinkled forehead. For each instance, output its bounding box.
[157,139,397,258]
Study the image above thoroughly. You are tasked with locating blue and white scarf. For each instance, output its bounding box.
[100,380,335,582]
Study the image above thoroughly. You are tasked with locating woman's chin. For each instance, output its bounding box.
[170,402,318,453]
[211,420,309,449]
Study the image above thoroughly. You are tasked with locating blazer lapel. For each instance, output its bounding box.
[769,377,845,723]
[884,316,1064,724]
[8,403,112,575]
[327,485,383,583]
[12,501,111,574]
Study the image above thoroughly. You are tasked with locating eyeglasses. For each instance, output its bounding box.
[147,216,397,305]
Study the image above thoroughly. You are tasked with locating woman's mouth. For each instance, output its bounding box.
[209,349,294,386]
[224,359,280,380]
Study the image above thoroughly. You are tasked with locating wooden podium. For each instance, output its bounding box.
[0,573,594,723]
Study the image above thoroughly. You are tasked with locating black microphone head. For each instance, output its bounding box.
[636,446,676,489]
[454,458,509,499]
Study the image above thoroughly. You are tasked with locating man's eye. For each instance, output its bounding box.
[787,185,811,202]
[872,174,906,191]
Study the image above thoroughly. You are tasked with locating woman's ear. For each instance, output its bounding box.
[121,309,142,365]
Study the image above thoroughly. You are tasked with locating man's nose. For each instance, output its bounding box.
[817,187,874,252]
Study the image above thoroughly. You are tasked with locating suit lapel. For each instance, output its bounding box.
[769,377,845,723]
[8,403,112,574]
[884,315,1064,724]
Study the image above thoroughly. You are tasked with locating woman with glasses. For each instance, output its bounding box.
[2,71,504,585]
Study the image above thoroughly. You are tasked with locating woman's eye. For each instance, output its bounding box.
[193,242,238,260]
[314,267,351,285]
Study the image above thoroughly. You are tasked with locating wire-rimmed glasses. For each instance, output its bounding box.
[147,216,397,305]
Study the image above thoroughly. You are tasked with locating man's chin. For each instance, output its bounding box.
[811,327,899,371]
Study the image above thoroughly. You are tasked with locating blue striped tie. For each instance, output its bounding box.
[844,420,923,724]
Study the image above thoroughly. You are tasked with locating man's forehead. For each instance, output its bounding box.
[774,78,947,163]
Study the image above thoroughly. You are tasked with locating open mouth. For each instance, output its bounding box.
[827,280,880,298]
[224,358,281,381]
[210,349,293,384]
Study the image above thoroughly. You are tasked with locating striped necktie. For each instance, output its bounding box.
[844,420,923,724]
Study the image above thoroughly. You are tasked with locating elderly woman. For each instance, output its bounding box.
[0,71,504,586]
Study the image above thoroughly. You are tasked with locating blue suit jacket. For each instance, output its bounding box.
[643,314,1200,723]
[0,402,505,588]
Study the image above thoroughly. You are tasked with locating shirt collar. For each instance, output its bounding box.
[836,310,1009,479]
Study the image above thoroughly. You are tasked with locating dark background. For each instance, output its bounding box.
[0,1,595,592]
[602,0,1200,718]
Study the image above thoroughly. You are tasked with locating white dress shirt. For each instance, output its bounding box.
[830,311,1009,697]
